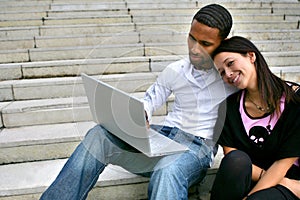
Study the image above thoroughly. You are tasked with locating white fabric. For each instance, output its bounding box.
[142,57,236,139]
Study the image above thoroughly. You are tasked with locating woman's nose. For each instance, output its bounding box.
[225,70,233,77]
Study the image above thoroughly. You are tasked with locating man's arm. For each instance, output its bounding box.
[142,68,173,124]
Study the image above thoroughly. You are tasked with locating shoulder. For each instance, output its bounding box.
[286,81,300,93]
[226,90,243,104]
[160,58,190,79]
[164,58,189,72]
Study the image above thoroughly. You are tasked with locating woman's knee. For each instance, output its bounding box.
[216,150,252,182]
[221,150,252,170]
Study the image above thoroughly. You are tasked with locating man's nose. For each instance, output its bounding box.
[191,42,203,53]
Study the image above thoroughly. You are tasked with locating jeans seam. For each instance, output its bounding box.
[79,164,106,200]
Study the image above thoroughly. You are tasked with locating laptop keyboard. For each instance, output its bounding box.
[148,129,174,151]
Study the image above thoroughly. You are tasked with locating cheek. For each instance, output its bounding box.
[223,77,230,84]
[203,47,214,56]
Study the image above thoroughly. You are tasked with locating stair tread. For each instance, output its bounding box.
[0,159,148,196]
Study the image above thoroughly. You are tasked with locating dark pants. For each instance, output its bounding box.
[210,150,299,200]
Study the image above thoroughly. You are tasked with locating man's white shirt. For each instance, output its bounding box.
[143,57,236,139]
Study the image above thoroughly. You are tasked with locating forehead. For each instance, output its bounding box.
[189,20,221,43]
[214,52,232,68]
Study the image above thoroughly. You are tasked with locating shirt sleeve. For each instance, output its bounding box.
[277,103,300,159]
[214,93,242,149]
[142,66,173,122]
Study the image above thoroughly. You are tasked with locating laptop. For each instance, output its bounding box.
[81,73,188,157]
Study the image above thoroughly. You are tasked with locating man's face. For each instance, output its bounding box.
[187,20,222,69]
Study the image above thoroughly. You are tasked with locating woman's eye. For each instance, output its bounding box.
[219,70,225,77]
[227,61,234,67]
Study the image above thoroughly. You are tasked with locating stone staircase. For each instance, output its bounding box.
[0,0,300,199]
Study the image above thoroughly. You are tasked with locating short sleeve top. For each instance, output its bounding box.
[215,87,300,179]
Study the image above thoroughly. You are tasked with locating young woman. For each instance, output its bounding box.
[211,36,300,200]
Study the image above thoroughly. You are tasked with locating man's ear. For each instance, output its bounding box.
[248,52,256,63]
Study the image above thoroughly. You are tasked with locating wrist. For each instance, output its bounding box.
[259,169,264,180]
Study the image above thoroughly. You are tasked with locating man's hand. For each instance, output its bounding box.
[145,111,150,129]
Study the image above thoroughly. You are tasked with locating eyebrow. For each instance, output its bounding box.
[189,33,213,46]
[222,57,233,64]
[188,33,196,41]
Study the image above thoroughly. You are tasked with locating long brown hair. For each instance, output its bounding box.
[212,36,300,113]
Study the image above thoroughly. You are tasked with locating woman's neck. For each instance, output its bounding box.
[245,89,270,117]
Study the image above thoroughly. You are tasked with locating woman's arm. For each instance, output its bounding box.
[247,157,298,196]
[280,177,300,198]
[222,146,299,198]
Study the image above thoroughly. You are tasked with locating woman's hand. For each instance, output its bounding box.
[280,177,300,198]
[247,157,298,196]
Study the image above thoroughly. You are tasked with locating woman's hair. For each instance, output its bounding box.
[212,36,300,113]
[193,4,232,40]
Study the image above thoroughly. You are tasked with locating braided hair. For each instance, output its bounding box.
[193,4,232,40]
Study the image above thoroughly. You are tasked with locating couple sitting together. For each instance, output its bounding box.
[41,4,300,200]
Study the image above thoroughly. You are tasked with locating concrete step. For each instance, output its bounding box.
[0,7,128,21]
[2,38,300,63]
[47,9,129,18]
[134,21,299,32]
[0,122,93,164]
[0,91,170,128]
[150,1,300,9]
[1,33,142,51]
[1,18,297,41]
[1,28,300,51]
[0,11,46,21]
[263,51,300,68]
[0,48,299,80]
[2,26,296,50]
[128,7,272,15]
[0,72,157,100]
[126,1,299,10]
[0,156,218,200]
[1,12,289,28]
[1,66,300,128]
[233,29,300,40]
[0,4,50,12]
[0,117,221,198]
[49,2,126,12]
[0,15,132,28]
[0,23,135,40]
[0,55,181,80]
[131,13,286,23]
[0,159,150,200]
[0,117,166,164]
[284,14,300,21]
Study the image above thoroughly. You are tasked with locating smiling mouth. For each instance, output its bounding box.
[231,73,240,84]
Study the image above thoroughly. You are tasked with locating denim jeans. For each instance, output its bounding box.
[40,124,213,200]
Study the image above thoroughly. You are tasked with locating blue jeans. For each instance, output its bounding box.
[40,124,213,200]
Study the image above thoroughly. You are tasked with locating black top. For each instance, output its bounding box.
[214,85,300,179]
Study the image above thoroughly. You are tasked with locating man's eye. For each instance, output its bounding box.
[201,41,211,47]
[189,35,196,41]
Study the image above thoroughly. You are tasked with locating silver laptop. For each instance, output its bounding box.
[81,73,188,157]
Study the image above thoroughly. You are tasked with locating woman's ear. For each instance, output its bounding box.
[248,52,256,63]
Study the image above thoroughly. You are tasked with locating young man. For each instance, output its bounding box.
[40,4,235,200]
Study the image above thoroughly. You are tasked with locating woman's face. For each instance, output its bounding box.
[214,51,257,90]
